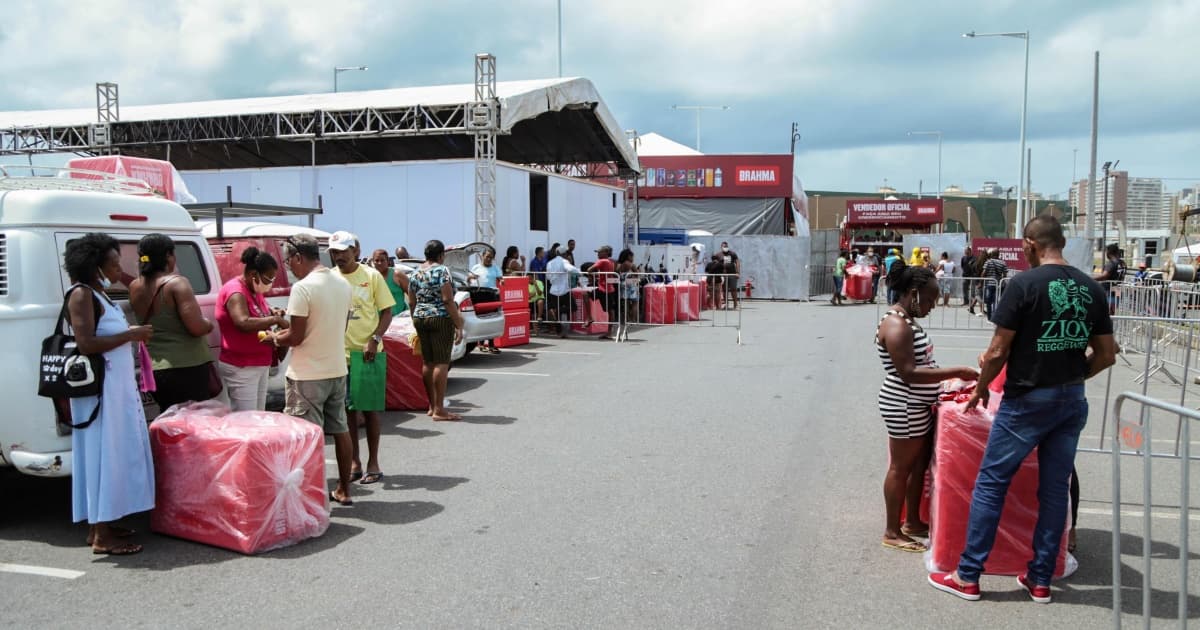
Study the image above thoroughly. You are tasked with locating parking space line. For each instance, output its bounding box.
[514,349,600,356]
[1078,507,1200,522]
[450,369,549,377]
[0,563,84,580]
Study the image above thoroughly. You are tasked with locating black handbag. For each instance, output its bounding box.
[39,285,105,429]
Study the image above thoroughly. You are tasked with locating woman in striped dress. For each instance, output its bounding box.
[876,265,977,552]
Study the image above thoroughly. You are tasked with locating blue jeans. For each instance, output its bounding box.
[984,284,997,319]
[832,275,843,295]
[956,384,1087,585]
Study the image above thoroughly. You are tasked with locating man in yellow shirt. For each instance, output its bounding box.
[329,231,395,486]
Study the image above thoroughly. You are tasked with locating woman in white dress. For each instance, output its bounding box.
[63,233,155,555]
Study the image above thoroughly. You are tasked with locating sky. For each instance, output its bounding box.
[2,0,1198,198]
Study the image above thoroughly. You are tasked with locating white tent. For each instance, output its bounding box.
[635,132,703,156]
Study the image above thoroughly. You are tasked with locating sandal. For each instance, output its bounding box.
[86,526,135,546]
[881,539,928,553]
[901,525,930,538]
[93,542,143,556]
[329,490,354,506]
[359,471,384,485]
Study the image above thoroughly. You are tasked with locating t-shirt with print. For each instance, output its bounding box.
[286,267,353,381]
[991,264,1113,397]
[334,263,396,359]
[722,250,739,276]
[409,264,452,318]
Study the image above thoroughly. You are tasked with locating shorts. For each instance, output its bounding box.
[285,376,348,434]
[412,316,454,364]
[596,290,617,315]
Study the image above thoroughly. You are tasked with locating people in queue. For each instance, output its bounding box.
[273,234,356,506]
[330,232,395,486]
[129,233,218,412]
[1094,243,1126,315]
[546,246,580,338]
[876,263,978,554]
[721,241,741,309]
[705,253,725,309]
[501,245,525,275]
[616,248,639,337]
[373,248,407,315]
[528,264,547,330]
[981,248,1008,321]
[935,252,956,306]
[832,249,848,306]
[63,233,156,556]
[589,245,618,340]
[405,239,466,421]
[215,247,288,412]
[529,246,548,288]
[929,215,1115,604]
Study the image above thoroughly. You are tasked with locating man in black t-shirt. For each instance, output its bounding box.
[928,216,1116,604]
[719,241,741,309]
[960,247,977,310]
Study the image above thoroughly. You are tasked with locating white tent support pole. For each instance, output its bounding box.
[473,53,498,246]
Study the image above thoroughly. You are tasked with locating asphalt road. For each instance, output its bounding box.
[2,301,1197,628]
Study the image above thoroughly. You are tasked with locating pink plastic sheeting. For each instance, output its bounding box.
[843,264,876,301]
[671,281,702,321]
[927,385,1074,577]
[149,401,329,554]
[381,317,429,411]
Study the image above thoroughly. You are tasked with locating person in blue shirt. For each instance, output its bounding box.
[528,246,547,287]
[469,250,503,290]
[883,248,902,304]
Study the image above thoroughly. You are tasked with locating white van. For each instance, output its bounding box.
[0,181,220,477]
[197,220,332,407]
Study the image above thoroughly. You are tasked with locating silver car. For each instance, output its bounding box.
[396,242,505,361]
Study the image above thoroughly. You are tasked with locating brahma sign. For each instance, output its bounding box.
[845,199,943,225]
[638,154,792,198]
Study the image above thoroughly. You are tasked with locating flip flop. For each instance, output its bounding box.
[329,490,354,506]
[93,542,143,556]
[901,525,930,538]
[349,470,364,483]
[86,526,136,546]
[360,471,384,485]
[882,539,928,553]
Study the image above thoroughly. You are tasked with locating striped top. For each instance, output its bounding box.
[876,308,940,407]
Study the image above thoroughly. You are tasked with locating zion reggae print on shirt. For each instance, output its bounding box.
[1039,278,1093,352]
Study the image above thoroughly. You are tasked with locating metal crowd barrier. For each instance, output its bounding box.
[868,276,1008,331]
[1105,392,1200,628]
[532,271,742,344]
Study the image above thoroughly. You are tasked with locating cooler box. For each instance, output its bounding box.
[571,287,609,334]
[643,283,677,324]
[672,281,702,321]
[499,276,529,311]
[927,391,1073,578]
[494,311,531,348]
[843,264,876,301]
[149,402,329,554]
[382,317,430,411]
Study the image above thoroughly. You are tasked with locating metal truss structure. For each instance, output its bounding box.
[472,53,498,245]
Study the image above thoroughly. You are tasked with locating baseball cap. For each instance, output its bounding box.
[328,231,360,251]
[556,245,570,256]
[595,245,612,254]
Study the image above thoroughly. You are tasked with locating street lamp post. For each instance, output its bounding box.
[1005,186,1014,237]
[907,130,943,198]
[791,122,801,154]
[671,104,730,152]
[1100,160,1119,250]
[333,65,368,92]
[964,29,1030,228]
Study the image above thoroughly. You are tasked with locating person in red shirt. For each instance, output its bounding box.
[589,245,618,340]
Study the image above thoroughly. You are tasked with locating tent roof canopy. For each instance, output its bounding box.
[0,78,638,173]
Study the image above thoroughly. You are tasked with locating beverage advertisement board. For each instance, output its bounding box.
[637,155,792,198]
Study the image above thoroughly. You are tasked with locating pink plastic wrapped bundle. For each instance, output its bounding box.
[149,401,330,554]
[382,318,429,411]
[927,385,1073,577]
[843,264,876,301]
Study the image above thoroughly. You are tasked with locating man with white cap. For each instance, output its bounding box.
[545,245,580,338]
[329,231,394,487]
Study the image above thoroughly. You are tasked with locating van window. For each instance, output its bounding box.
[102,240,211,299]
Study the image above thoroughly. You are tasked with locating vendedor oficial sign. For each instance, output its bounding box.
[638,154,793,198]
[845,199,944,225]
[972,238,1029,271]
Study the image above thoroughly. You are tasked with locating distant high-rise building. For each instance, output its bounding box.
[978,181,1004,197]
[1071,172,1169,235]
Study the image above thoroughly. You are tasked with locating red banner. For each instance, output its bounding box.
[972,238,1029,271]
[844,199,943,225]
[638,154,792,198]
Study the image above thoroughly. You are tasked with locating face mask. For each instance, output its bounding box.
[253,276,274,294]
[98,272,112,290]
[722,246,729,253]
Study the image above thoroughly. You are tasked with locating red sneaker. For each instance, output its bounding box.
[1017,574,1052,604]
[927,572,981,601]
